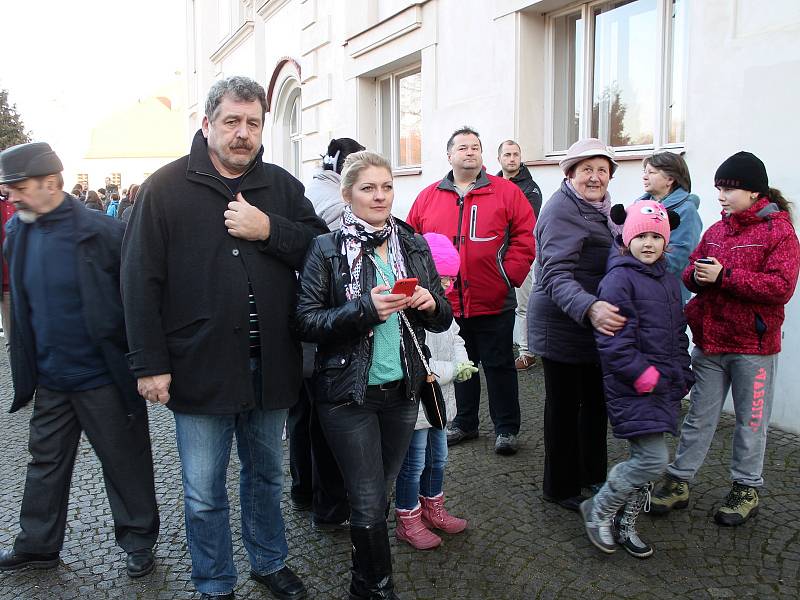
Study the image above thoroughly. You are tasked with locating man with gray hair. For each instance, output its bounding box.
[121,76,327,600]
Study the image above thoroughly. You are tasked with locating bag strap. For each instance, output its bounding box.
[367,253,432,377]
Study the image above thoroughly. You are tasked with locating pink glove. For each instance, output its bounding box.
[634,365,661,394]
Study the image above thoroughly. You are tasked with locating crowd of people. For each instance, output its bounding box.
[0,74,798,600]
[70,180,140,222]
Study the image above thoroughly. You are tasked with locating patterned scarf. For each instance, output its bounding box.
[341,204,407,301]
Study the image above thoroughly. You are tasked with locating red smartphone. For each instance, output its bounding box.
[391,277,418,296]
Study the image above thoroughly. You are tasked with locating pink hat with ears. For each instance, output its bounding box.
[423,232,460,277]
[616,200,673,247]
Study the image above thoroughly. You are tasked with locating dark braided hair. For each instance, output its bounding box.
[322,138,366,173]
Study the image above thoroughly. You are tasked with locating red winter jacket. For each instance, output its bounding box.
[683,197,800,355]
[407,170,536,318]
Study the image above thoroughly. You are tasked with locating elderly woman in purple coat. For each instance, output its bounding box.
[528,138,627,512]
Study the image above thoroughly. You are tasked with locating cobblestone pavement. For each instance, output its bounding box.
[1,351,799,600]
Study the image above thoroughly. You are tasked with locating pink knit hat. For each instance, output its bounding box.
[423,232,460,276]
[621,200,672,247]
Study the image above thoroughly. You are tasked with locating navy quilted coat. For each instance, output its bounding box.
[594,250,694,439]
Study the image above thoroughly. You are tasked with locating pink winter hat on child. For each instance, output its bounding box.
[621,200,672,247]
[423,232,460,276]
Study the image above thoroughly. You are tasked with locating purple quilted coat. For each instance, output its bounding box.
[594,250,694,439]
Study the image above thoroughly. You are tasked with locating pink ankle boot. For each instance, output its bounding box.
[395,506,442,550]
[420,494,468,534]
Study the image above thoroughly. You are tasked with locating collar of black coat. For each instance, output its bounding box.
[185,129,270,195]
[496,163,532,184]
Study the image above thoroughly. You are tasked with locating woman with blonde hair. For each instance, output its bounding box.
[296,151,452,599]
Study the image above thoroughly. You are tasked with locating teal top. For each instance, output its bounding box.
[368,252,404,385]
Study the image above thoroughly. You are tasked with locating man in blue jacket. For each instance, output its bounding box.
[0,142,159,577]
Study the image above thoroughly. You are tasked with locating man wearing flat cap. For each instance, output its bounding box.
[0,142,160,577]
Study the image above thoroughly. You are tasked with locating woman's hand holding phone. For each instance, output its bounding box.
[370,285,409,321]
[407,285,436,314]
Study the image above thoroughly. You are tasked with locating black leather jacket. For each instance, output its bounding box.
[296,219,453,405]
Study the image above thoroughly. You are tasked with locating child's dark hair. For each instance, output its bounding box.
[323,138,366,174]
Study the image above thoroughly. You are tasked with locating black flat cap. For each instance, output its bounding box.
[0,142,63,184]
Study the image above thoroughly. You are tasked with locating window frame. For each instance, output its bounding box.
[544,0,685,155]
[288,94,302,179]
[376,64,422,171]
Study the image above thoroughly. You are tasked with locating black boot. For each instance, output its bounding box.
[348,523,400,600]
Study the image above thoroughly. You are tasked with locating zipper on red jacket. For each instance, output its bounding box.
[453,194,466,317]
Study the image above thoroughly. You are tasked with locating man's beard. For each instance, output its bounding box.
[17,209,39,223]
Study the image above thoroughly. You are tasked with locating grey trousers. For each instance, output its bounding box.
[513,265,535,356]
[595,433,669,508]
[667,348,777,488]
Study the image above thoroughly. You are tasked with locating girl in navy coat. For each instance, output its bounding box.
[580,200,693,559]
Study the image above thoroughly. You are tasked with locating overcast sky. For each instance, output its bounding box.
[0,0,186,165]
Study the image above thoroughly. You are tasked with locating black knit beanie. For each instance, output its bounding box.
[714,151,769,194]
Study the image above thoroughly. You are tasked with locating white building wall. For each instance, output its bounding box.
[682,0,800,430]
[189,0,800,431]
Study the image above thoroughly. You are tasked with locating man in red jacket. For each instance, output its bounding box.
[407,126,536,455]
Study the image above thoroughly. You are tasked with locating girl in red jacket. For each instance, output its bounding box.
[651,152,800,526]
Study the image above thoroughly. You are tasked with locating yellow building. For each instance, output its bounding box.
[76,83,187,193]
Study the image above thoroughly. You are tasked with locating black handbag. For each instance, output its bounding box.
[398,310,447,430]
[418,371,447,430]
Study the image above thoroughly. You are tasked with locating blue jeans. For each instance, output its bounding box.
[395,427,448,509]
[174,358,288,595]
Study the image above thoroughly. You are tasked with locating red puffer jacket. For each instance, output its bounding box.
[683,197,800,355]
[407,170,535,318]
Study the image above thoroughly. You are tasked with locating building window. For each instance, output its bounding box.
[377,67,421,169]
[77,173,89,189]
[110,173,122,187]
[287,94,301,178]
[548,0,687,152]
